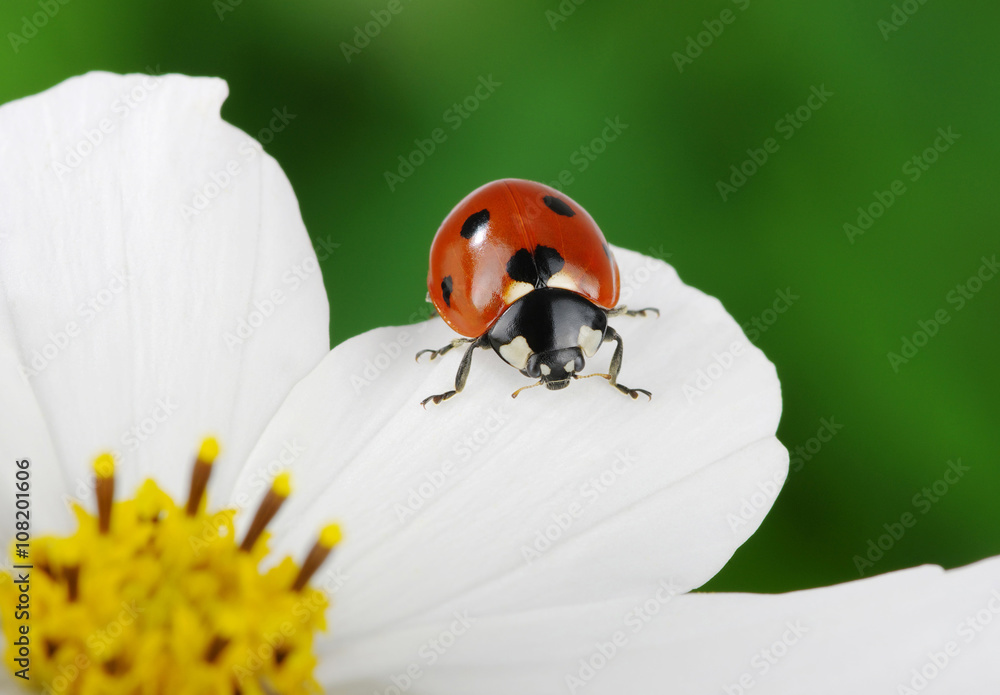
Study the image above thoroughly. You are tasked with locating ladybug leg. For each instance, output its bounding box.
[603,327,652,400]
[608,305,660,318]
[420,335,489,408]
[415,337,476,362]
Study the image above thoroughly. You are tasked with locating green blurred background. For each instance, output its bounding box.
[2,0,997,594]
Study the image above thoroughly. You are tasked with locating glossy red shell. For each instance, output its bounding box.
[427,179,620,337]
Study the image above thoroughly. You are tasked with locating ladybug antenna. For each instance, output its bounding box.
[511,381,545,399]
[573,372,612,382]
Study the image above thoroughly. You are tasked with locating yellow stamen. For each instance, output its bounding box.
[292,523,343,592]
[319,522,342,549]
[94,452,115,478]
[272,471,292,498]
[240,473,292,552]
[199,435,221,462]
[186,436,220,516]
[94,452,115,533]
[0,441,337,694]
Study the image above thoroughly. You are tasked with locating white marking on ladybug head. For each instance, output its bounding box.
[564,360,576,373]
[502,281,534,304]
[545,270,582,293]
[499,335,533,370]
[539,364,551,376]
[578,325,602,357]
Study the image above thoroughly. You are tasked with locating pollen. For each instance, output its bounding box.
[0,439,341,694]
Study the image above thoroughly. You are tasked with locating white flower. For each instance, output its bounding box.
[1,73,997,695]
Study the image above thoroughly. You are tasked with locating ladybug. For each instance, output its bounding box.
[417,179,657,407]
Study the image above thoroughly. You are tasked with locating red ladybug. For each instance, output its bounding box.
[418,179,657,407]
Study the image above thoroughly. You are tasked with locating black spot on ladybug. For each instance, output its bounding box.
[535,246,565,280]
[460,209,490,239]
[543,196,575,217]
[441,276,453,307]
[506,250,536,285]
[506,246,565,288]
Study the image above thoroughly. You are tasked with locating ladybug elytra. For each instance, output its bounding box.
[418,179,657,407]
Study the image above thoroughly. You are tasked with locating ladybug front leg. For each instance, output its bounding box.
[420,334,489,407]
[415,337,476,362]
[607,305,660,318]
[603,327,652,400]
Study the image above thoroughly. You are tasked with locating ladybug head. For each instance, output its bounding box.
[488,288,609,397]
[525,347,585,390]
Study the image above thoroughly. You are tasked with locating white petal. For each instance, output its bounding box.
[0,672,21,694]
[0,72,329,527]
[0,303,73,548]
[230,247,786,664]
[316,557,1000,694]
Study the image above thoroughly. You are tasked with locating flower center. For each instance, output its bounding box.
[0,438,340,694]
